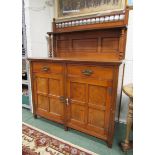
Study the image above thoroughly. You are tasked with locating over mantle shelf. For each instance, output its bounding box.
[52,8,129,33]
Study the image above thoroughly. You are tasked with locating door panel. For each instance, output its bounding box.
[49,79,60,96]
[88,108,105,129]
[70,104,86,124]
[33,72,64,123]
[35,77,48,112]
[37,95,48,111]
[49,98,63,116]
[87,84,112,135]
[67,80,87,128]
[36,77,48,94]
[70,82,86,103]
[48,77,64,120]
[88,85,107,109]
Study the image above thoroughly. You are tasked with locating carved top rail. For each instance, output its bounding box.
[53,8,129,33]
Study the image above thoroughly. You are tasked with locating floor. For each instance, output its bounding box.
[22,108,133,155]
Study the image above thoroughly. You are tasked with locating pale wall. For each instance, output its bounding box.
[24,0,55,57]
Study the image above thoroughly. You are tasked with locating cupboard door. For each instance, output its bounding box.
[87,83,112,137]
[34,75,49,113]
[33,73,65,124]
[66,76,113,139]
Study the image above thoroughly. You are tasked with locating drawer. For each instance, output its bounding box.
[32,62,63,74]
[67,64,113,80]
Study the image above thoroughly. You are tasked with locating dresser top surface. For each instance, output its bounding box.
[28,57,122,65]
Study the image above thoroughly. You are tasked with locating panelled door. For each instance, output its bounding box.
[66,78,87,130]
[86,81,112,139]
[33,73,65,124]
[66,64,113,139]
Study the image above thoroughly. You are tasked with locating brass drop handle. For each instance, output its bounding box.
[82,69,93,76]
[66,98,69,106]
[42,66,49,71]
[59,96,69,106]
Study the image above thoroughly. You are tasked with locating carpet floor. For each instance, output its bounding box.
[22,108,133,155]
[23,123,97,155]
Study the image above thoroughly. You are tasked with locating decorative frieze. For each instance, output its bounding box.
[55,13,125,29]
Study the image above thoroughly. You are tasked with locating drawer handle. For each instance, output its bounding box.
[42,66,49,71]
[82,69,93,76]
[59,96,69,105]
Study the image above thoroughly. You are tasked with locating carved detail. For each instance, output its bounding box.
[47,32,52,57]
[119,28,127,59]
[55,12,126,29]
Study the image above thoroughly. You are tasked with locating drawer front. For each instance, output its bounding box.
[67,64,113,80]
[32,62,63,74]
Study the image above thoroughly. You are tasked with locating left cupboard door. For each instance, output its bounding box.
[33,73,65,124]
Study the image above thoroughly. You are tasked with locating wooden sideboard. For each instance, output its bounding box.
[28,8,129,148]
[28,58,121,147]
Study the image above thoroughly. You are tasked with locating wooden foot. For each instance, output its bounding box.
[120,141,133,152]
[34,114,37,119]
[107,141,112,148]
[64,126,68,131]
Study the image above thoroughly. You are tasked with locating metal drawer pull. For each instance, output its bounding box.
[82,69,93,76]
[42,66,49,71]
[59,96,69,106]
[66,98,69,106]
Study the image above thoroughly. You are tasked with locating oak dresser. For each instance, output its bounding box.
[28,8,129,148]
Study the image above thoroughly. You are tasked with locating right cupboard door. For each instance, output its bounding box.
[66,64,113,140]
[86,81,112,139]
